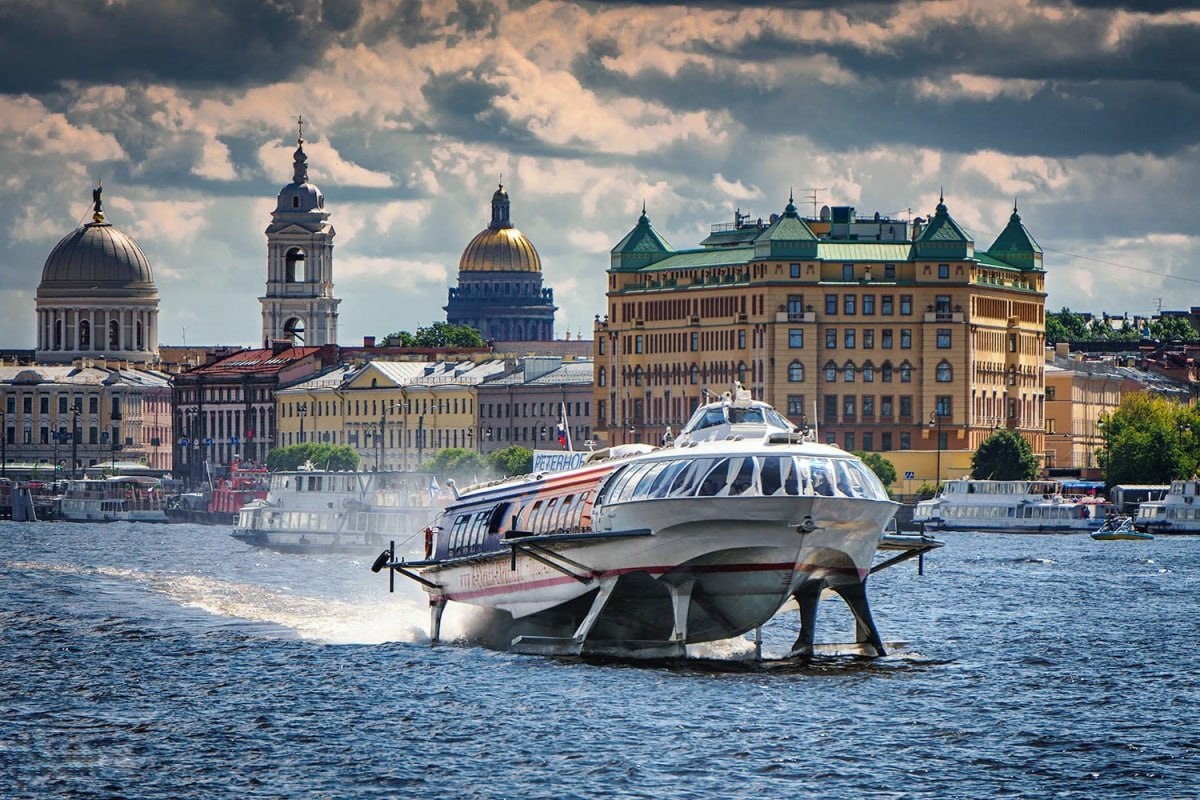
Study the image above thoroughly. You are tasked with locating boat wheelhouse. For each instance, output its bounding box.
[374,386,930,659]
[1133,479,1200,534]
[58,476,169,523]
[912,479,1112,533]
[233,469,439,554]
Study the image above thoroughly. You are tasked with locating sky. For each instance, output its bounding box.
[2,0,1199,350]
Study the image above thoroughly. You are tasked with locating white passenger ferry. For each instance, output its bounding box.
[58,476,170,523]
[912,479,1112,533]
[1133,479,1200,534]
[373,386,917,659]
[233,469,440,554]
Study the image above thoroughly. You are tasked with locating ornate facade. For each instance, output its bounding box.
[261,120,339,347]
[445,184,557,341]
[594,195,1048,487]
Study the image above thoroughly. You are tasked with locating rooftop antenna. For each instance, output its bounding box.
[803,187,827,218]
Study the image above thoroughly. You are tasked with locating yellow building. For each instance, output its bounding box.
[595,195,1046,487]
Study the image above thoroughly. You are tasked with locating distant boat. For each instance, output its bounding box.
[913,479,1114,533]
[166,459,269,525]
[1132,479,1200,535]
[58,476,169,523]
[1091,515,1153,541]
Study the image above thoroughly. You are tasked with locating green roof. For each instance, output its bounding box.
[753,196,819,259]
[610,208,674,271]
[912,195,974,259]
[987,205,1043,271]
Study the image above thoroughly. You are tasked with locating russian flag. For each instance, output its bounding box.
[557,421,567,447]
[429,475,440,499]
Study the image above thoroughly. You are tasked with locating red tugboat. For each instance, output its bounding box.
[167,459,269,525]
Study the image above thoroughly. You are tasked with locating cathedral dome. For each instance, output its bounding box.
[457,182,541,273]
[37,206,157,301]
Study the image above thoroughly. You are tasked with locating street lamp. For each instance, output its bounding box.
[297,402,308,444]
[929,409,944,487]
[466,427,474,453]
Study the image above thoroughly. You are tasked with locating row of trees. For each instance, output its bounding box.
[1046,307,1197,344]
[265,442,535,485]
[1099,393,1198,487]
[382,322,485,348]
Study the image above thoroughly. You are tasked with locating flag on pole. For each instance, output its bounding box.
[429,475,440,499]
[558,402,572,450]
[556,421,567,447]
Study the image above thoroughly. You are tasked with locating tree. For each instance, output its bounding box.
[1099,393,1196,486]
[854,451,896,488]
[1045,307,1090,343]
[971,429,1039,481]
[266,443,360,472]
[383,322,485,348]
[1147,315,1198,342]
[486,445,533,478]
[420,447,488,485]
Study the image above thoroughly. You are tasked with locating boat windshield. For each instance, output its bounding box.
[599,454,888,504]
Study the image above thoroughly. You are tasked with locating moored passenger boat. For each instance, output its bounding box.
[373,386,905,659]
[912,479,1112,533]
[58,476,170,523]
[232,469,439,554]
[1133,479,1200,534]
[166,459,269,525]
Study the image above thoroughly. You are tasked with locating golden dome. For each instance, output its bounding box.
[458,226,541,272]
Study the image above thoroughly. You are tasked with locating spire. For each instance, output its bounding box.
[490,181,512,229]
[639,199,648,224]
[292,115,308,185]
[91,180,104,224]
[935,187,947,216]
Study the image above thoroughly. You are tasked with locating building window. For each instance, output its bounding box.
[788,295,804,320]
[881,295,894,315]
[40,396,49,414]
[936,396,952,417]
[900,295,913,315]
[825,295,837,315]
[937,329,951,349]
[881,396,894,417]
[1008,333,1018,353]
[789,329,804,348]
[844,329,856,349]
[863,329,874,349]
[844,432,856,451]
[862,432,874,451]
[862,363,875,382]
[690,365,700,384]
[862,395,875,418]
[787,395,805,416]
[900,329,912,349]
[598,369,606,387]
[936,360,953,382]
[598,337,605,356]
[862,295,875,315]
[1046,386,1056,401]
[790,263,801,278]
[824,395,838,420]
[842,264,854,281]
[738,330,746,349]
[881,362,893,382]
[635,335,644,354]
[825,329,837,349]
[843,396,856,419]
[884,264,896,280]
[691,332,699,351]
[938,264,950,279]
[59,396,68,414]
[900,395,912,417]
[788,361,805,382]
[843,363,856,382]
[881,329,893,349]
[634,367,643,386]
[824,361,838,382]
[899,362,913,382]
[882,432,893,450]
[900,431,911,450]
[936,294,951,314]
[843,295,856,315]
[737,362,748,383]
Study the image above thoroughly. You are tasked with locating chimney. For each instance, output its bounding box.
[364,336,376,348]
[271,339,290,355]
[1055,342,1069,358]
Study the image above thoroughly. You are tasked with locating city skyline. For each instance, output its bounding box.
[1,0,1197,350]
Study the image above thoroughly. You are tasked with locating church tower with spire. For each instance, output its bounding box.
[260,117,339,347]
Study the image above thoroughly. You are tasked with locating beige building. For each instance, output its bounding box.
[595,195,1047,487]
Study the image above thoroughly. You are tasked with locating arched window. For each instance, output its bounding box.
[136,321,144,349]
[936,360,953,382]
[843,362,856,383]
[54,320,63,349]
[899,361,913,383]
[881,361,893,383]
[634,366,644,387]
[285,248,306,283]
[824,361,838,382]
[598,368,607,387]
[862,361,875,383]
[788,361,804,382]
[284,317,305,345]
[108,320,119,348]
[737,362,748,383]
[690,365,700,384]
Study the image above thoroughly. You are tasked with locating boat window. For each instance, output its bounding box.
[645,461,689,498]
[760,457,783,496]
[728,457,757,496]
[600,463,650,505]
[696,459,732,496]
[631,462,674,500]
[667,458,718,497]
[487,502,511,534]
[809,459,836,496]
[727,408,764,425]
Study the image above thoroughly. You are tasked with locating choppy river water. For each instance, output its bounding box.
[2,522,1198,798]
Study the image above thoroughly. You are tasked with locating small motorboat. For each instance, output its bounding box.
[1091,515,1153,541]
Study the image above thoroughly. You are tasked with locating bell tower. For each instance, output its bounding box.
[260,116,339,347]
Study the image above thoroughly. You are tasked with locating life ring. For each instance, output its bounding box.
[424,526,434,559]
